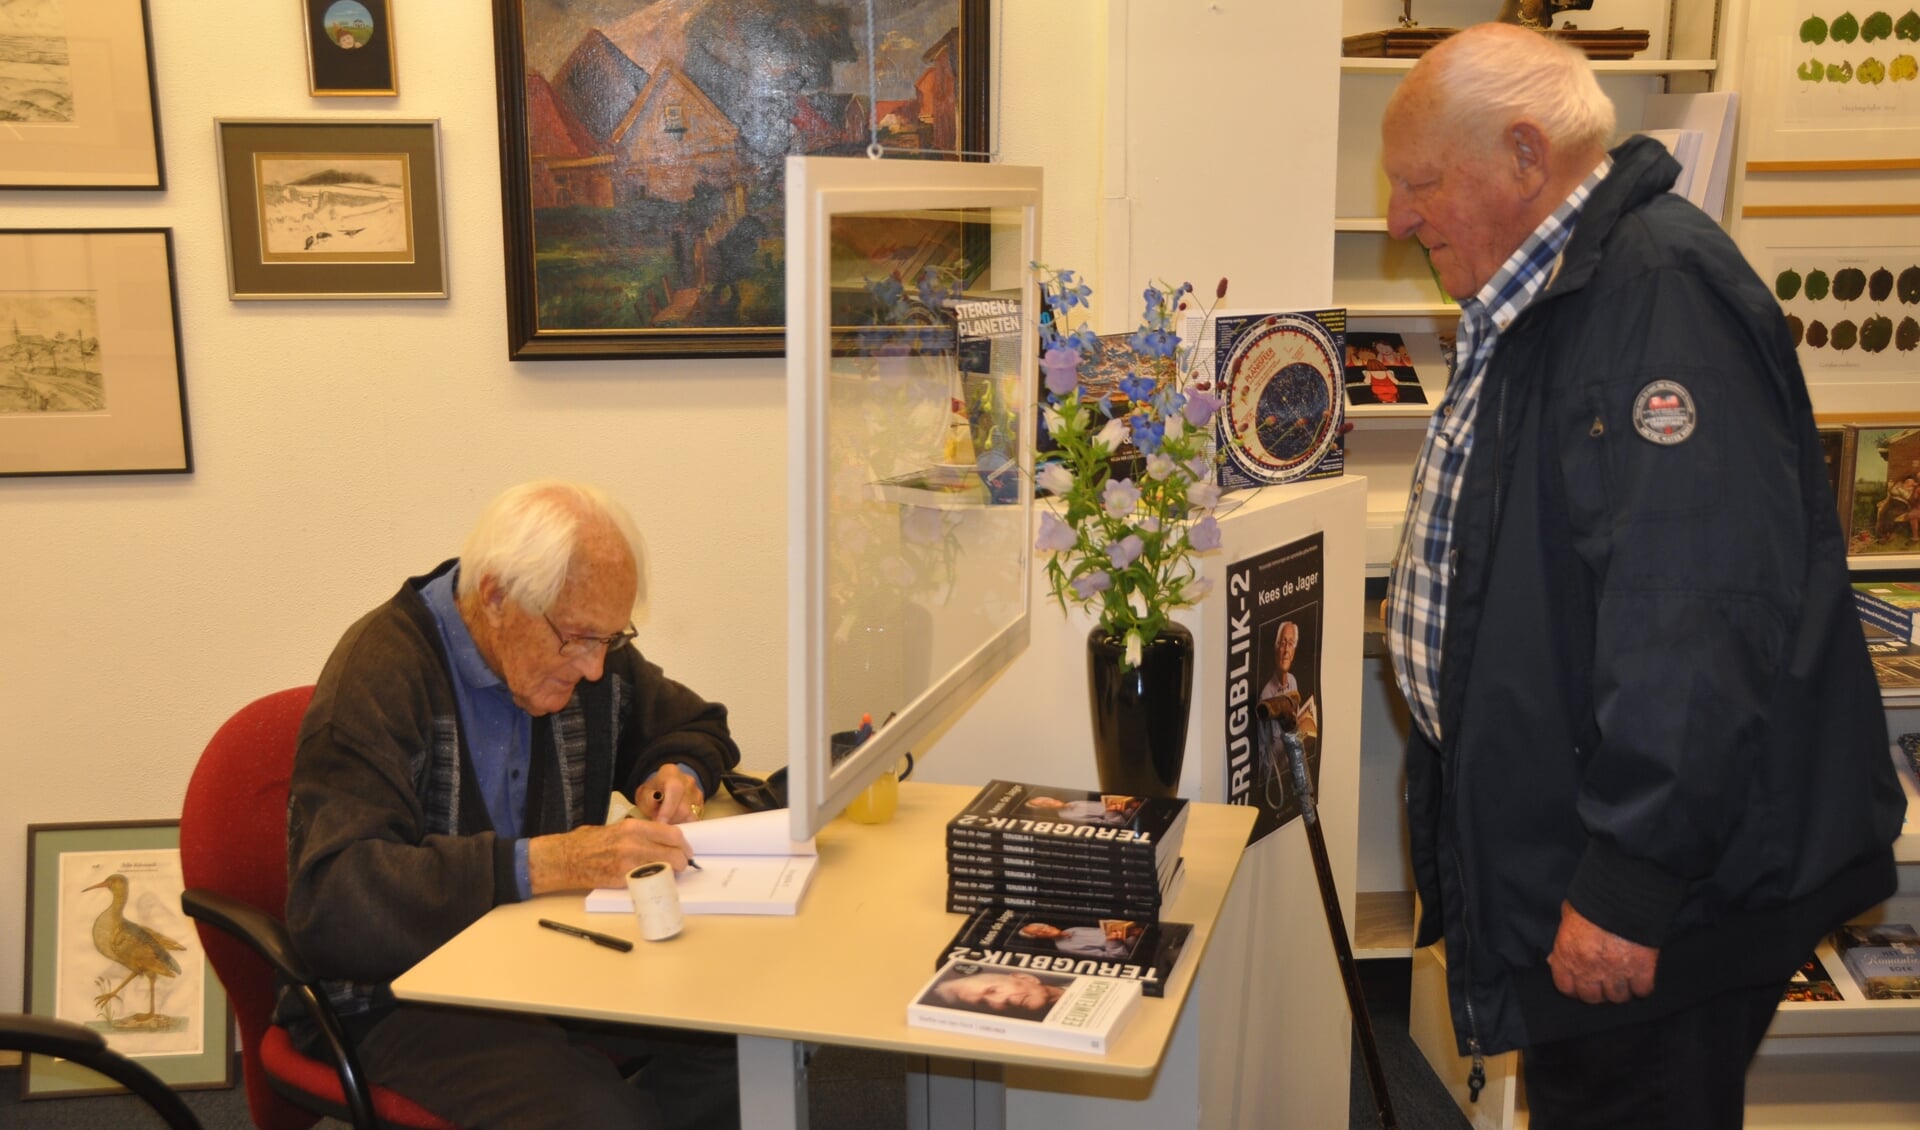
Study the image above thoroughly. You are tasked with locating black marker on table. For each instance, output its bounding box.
[538,918,633,952]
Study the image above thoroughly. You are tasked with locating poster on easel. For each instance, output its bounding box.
[1223,531,1324,844]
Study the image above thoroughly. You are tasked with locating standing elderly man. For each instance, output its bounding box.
[1381,24,1904,1129]
[284,480,742,1128]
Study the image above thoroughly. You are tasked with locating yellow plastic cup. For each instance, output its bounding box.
[844,754,914,824]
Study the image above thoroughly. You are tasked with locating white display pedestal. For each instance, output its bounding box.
[915,474,1368,1129]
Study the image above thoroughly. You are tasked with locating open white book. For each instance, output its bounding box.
[585,807,820,916]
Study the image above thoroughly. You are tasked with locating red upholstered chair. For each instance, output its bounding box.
[178,686,458,1130]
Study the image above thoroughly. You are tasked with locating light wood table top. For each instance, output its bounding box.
[393,781,1255,1077]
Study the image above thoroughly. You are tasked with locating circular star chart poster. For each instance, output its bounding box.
[1219,312,1342,484]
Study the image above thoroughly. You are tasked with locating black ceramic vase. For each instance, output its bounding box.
[1085,622,1193,798]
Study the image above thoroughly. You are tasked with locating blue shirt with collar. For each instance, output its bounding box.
[420,566,535,898]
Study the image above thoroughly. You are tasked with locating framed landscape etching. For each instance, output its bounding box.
[490,0,990,360]
[21,821,233,1099]
[0,229,191,477]
[0,0,165,189]
[302,0,399,96]
[215,118,447,299]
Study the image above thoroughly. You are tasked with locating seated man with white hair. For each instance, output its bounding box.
[284,479,742,1129]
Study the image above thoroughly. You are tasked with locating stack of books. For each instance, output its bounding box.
[944,780,1188,920]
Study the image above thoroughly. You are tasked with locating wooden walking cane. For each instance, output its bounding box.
[1280,725,1400,1130]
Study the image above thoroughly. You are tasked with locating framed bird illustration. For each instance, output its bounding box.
[21,821,234,1099]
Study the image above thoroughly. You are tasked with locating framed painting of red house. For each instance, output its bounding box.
[491,0,990,360]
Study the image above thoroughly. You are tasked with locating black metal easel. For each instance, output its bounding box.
[1280,726,1400,1130]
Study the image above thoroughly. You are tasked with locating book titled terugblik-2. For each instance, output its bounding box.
[937,905,1193,998]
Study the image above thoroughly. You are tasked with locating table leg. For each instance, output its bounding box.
[907,1055,1005,1130]
[738,1035,809,1130]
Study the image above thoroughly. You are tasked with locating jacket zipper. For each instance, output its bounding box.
[1449,828,1489,1100]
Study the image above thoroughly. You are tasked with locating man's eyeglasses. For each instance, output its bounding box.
[542,612,638,658]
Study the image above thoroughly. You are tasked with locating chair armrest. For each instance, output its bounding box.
[0,1013,203,1130]
[181,888,315,984]
[0,1012,108,1061]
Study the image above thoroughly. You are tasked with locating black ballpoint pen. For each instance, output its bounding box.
[538,918,633,952]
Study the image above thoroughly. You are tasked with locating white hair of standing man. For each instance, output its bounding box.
[1401,23,1617,157]
[455,480,647,614]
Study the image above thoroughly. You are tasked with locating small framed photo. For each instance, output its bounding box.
[21,821,233,1100]
[302,0,398,96]
[215,118,447,300]
[1843,423,1920,556]
[0,0,164,189]
[0,229,191,477]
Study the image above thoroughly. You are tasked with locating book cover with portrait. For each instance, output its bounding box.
[1222,531,1325,842]
[906,958,1142,1053]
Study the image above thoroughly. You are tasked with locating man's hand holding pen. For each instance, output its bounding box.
[527,818,691,894]
[634,762,706,823]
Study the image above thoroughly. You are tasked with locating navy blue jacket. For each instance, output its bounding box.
[1405,136,1904,1058]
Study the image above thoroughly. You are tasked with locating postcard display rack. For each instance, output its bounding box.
[1336,2,1920,1127]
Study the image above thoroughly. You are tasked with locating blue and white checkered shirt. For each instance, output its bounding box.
[1386,158,1611,746]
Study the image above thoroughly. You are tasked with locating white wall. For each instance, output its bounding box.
[0,0,1105,1016]
[0,0,1332,1028]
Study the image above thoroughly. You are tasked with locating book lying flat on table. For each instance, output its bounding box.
[946,780,1188,871]
[1830,923,1920,1001]
[585,808,819,916]
[937,905,1193,998]
[906,957,1142,1054]
[1853,581,1920,643]
[945,858,1185,919]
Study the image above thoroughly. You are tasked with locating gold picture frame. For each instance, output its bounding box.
[214,118,447,300]
[301,0,398,96]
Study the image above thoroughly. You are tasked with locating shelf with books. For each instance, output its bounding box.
[1772,903,1920,1037]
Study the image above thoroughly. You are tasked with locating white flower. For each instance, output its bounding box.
[1128,589,1149,618]
[1187,480,1222,510]
[1037,462,1075,495]
[1125,630,1142,669]
[1044,406,1065,435]
[1164,413,1187,441]
[1094,416,1129,453]
[1146,453,1176,481]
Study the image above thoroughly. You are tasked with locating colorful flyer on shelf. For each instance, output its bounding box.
[1343,330,1428,407]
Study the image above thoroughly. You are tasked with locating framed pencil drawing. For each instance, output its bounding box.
[302,0,399,96]
[0,0,165,189]
[491,0,990,360]
[21,821,233,1100]
[0,229,191,477]
[215,118,447,299]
